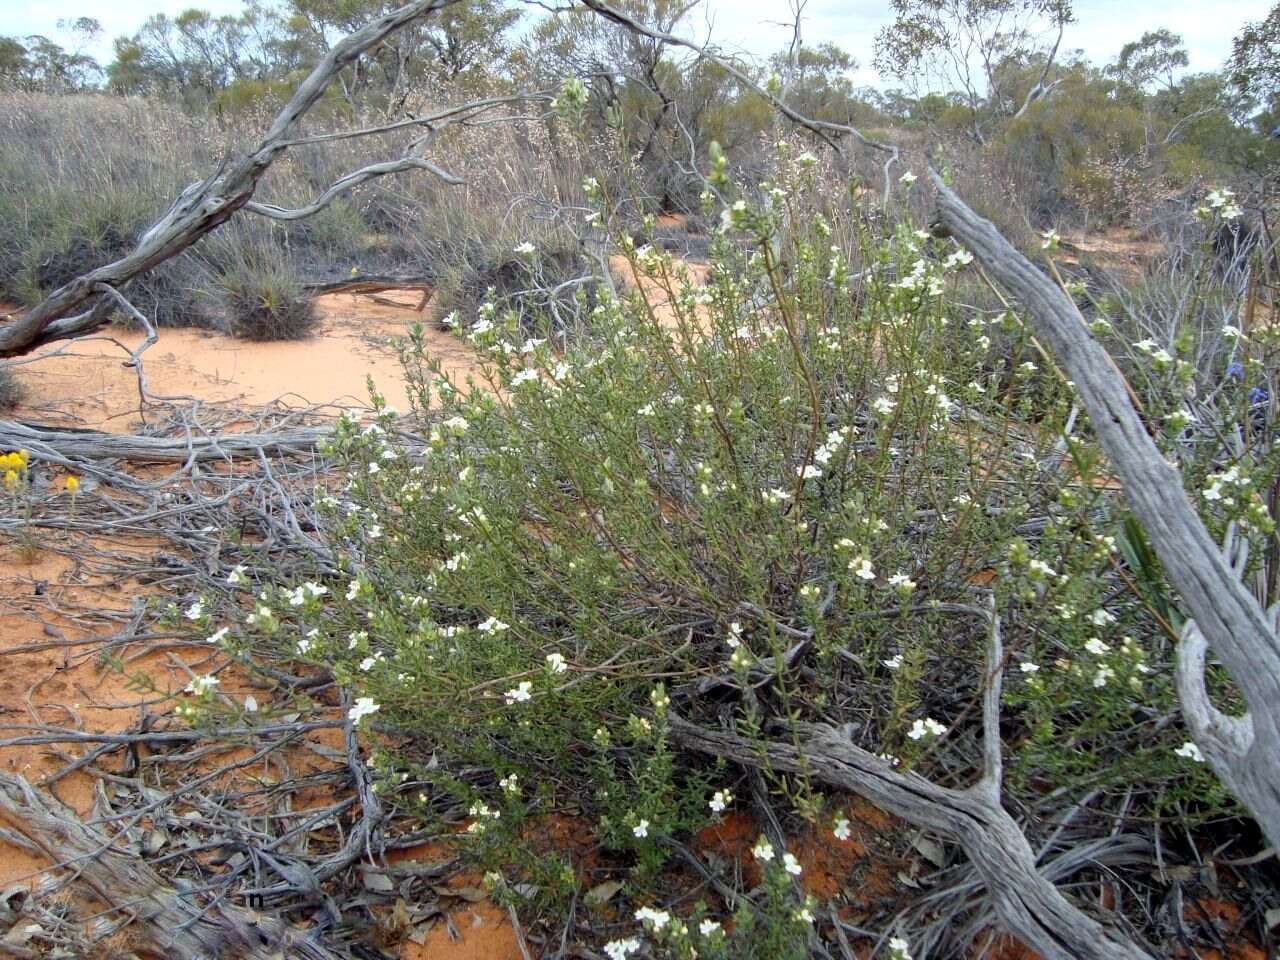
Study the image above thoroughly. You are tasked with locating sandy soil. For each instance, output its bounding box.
[7,290,482,431]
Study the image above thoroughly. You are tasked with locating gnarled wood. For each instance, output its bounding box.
[0,771,341,959]
[930,170,1280,851]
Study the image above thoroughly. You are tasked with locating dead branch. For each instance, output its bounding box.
[929,169,1280,852]
[0,420,329,463]
[0,771,343,959]
[0,0,503,357]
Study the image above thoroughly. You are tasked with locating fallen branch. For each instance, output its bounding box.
[930,169,1280,851]
[0,771,342,959]
[0,420,329,463]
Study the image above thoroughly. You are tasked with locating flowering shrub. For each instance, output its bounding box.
[196,147,1272,950]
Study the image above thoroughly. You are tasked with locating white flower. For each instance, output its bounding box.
[1175,741,1205,762]
[348,696,380,726]
[227,565,248,586]
[500,773,519,794]
[184,675,219,696]
[1087,609,1116,626]
[899,170,917,186]
[635,907,670,930]
[511,369,539,386]
[367,523,382,539]
[478,616,509,633]
[883,655,903,669]
[798,463,823,480]
[887,573,916,593]
[1222,324,1244,339]
[751,836,776,862]
[504,681,533,704]
[908,717,947,740]
[442,415,469,434]
[1020,661,1040,674]
[890,936,914,960]
[545,653,567,674]
[633,819,650,838]
[514,241,536,255]
[944,248,973,269]
[1084,637,1111,656]
[872,395,895,415]
[763,487,792,504]
[833,816,852,841]
[699,919,722,936]
[207,627,229,645]
[637,402,655,417]
[359,656,378,672]
[1093,665,1115,688]
[184,599,205,621]
[604,938,641,960]
[1040,229,1060,250]
[783,852,803,875]
[709,789,732,813]
[850,556,875,581]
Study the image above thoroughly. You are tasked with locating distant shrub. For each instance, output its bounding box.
[217,264,317,341]
[0,364,23,410]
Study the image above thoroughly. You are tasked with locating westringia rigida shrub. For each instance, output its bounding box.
[187,149,1268,953]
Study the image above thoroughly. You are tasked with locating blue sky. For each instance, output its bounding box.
[1,0,1271,85]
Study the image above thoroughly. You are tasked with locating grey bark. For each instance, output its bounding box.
[930,170,1280,853]
[0,771,341,959]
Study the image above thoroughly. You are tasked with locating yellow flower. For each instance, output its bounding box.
[3,470,17,491]
[66,476,80,494]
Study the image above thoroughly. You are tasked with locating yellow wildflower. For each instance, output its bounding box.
[66,476,80,494]
[3,470,17,491]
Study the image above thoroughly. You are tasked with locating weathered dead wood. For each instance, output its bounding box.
[930,170,1280,852]
[0,0,461,357]
[670,602,1150,960]
[0,771,341,959]
[0,420,328,463]
[673,717,1150,960]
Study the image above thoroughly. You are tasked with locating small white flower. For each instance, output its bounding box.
[709,789,732,813]
[207,627,229,645]
[798,463,823,480]
[872,396,895,415]
[514,241,537,255]
[227,565,248,586]
[908,717,947,740]
[1175,741,1205,762]
[833,816,852,841]
[184,675,219,696]
[511,368,539,386]
[184,599,205,621]
[478,616,510,633]
[883,654,903,669]
[1020,661,1040,674]
[1222,324,1244,339]
[887,572,916,593]
[545,652,567,674]
[633,819,650,838]
[635,906,670,930]
[348,696,380,725]
[751,836,776,862]
[359,656,378,672]
[604,938,641,960]
[899,170,917,186]
[1093,665,1115,688]
[783,852,803,875]
[1084,637,1111,656]
[850,556,875,581]
[889,936,914,960]
[504,681,533,704]
[699,919,722,936]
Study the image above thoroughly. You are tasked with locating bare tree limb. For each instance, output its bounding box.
[0,771,343,959]
[0,0,465,357]
[929,167,1280,851]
